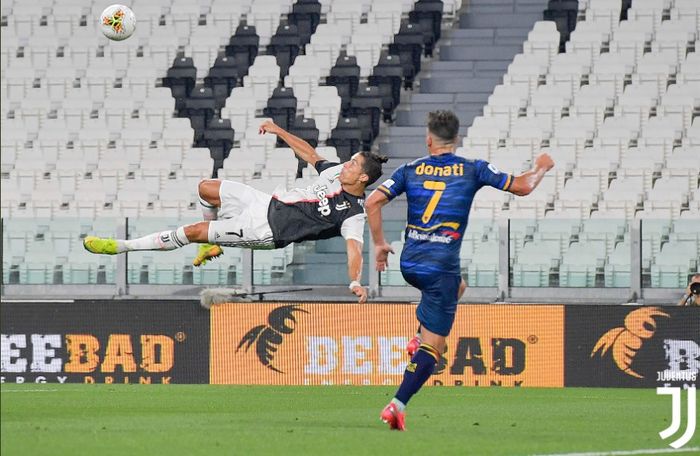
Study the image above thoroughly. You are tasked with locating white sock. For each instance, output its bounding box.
[391,398,406,412]
[122,227,190,251]
[199,197,218,221]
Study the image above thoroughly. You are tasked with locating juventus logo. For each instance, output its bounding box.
[658,386,697,449]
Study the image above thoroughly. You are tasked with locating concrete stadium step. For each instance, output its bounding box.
[379,141,428,158]
[382,125,470,138]
[402,93,455,104]
[459,13,542,29]
[373,0,547,178]
[395,108,481,128]
[467,0,547,15]
[397,91,489,106]
[423,60,511,78]
[441,29,530,47]
[382,126,429,137]
[438,45,522,61]
[419,76,501,94]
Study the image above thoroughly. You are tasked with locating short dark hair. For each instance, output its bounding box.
[359,151,388,186]
[427,110,460,143]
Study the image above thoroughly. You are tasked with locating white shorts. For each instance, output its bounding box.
[207,180,276,249]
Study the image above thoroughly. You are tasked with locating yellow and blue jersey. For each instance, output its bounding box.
[377,153,512,275]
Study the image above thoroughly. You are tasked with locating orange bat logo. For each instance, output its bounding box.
[236,305,308,373]
[590,307,670,378]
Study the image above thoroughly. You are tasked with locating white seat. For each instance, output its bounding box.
[523,21,560,65]
[466,116,508,142]
[609,20,653,64]
[345,41,383,78]
[503,53,548,96]
[326,3,363,35]
[586,0,622,32]
[249,2,283,46]
[619,146,664,171]
[647,176,690,207]
[209,2,244,35]
[184,38,223,79]
[565,21,609,66]
[284,55,322,108]
[510,116,550,143]
[652,21,697,64]
[243,56,281,110]
[589,52,635,99]
[311,22,352,47]
[597,114,639,139]
[304,86,341,141]
[354,22,393,47]
[632,52,678,96]
[305,30,344,75]
[526,84,572,132]
[220,87,257,140]
[124,62,160,99]
[546,53,590,95]
[578,147,620,171]
[670,0,700,32]
[488,84,530,108]
[569,84,615,130]
[602,176,644,204]
[367,1,403,36]
[614,83,659,129]
[643,113,685,140]
[666,147,700,172]
[489,147,531,174]
[656,83,700,130]
[626,0,665,32]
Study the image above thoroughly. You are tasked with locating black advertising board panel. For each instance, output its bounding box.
[565,305,700,388]
[1,300,209,384]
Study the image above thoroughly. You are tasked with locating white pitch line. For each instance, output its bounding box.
[531,447,700,456]
[0,389,59,393]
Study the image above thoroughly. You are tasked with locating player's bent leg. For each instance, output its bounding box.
[406,324,422,356]
[195,181,226,266]
[198,179,222,209]
[84,224,199,255]
[418,326,447,355]
[382,331,445,431]
[457,278,467,301]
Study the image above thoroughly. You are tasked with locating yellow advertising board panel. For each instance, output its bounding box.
[211,303,564,387]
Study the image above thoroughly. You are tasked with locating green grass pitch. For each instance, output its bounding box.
[1,384,697,456]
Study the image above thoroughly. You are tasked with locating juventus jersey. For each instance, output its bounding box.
[267,161,366,248]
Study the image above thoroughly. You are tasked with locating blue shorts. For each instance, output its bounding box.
[401,270,461,337]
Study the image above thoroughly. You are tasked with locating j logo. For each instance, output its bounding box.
[658,386,696,449]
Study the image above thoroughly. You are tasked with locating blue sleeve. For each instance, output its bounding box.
[475,160,513,191]
[376,164,407,201]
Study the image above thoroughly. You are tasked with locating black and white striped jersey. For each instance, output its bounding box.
[267,161,366,248]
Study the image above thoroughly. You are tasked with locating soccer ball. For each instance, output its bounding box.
[100,5,136,41]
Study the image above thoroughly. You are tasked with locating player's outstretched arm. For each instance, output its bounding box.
[259,119,325,166]
[507,153,555,196]
[346,239,367,303]
[365,190,394,272]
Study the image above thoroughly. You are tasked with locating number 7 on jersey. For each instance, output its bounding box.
[421,180,446,223]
